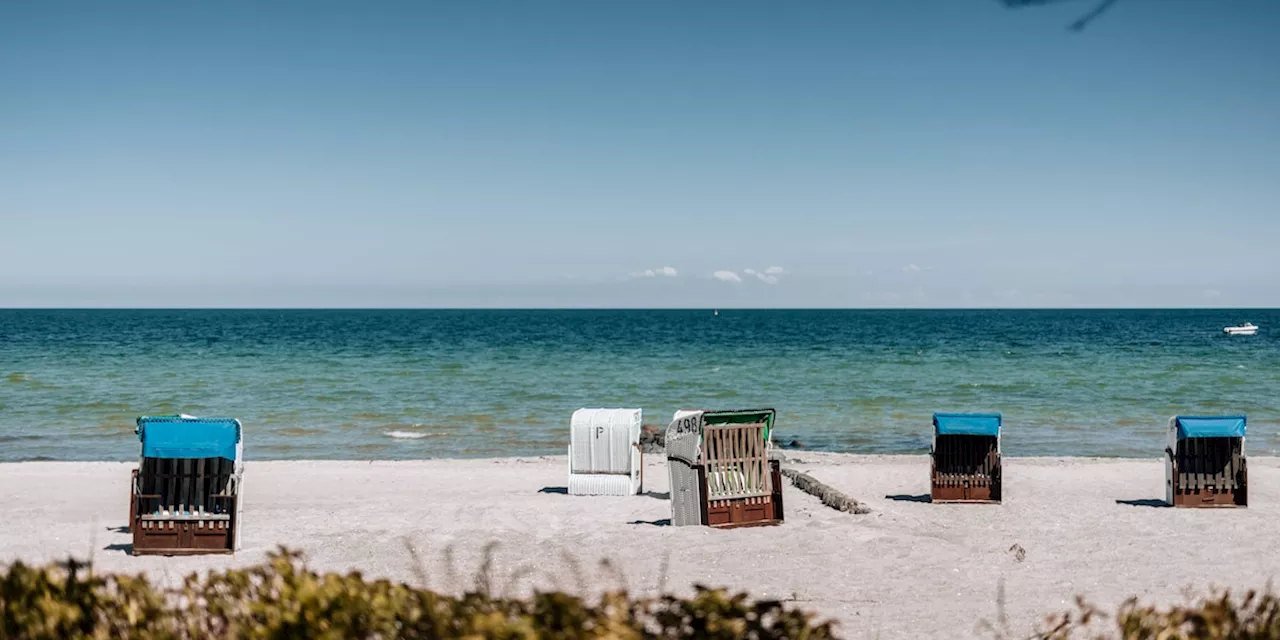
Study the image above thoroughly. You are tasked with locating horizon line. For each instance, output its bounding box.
[1,306,1276,312]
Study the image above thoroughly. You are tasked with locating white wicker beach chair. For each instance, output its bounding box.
[567,408,643,496]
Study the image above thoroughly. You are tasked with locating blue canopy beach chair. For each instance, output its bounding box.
[130,415,243,555]
[1165,415,1247,508]
[931,413,1002,503]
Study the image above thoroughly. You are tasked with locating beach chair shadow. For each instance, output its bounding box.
[106,525,130,534]
[102,543,134,554]
[1115,498,1169,508]
[885,494,932,503]
[538,486,568,494]
[627,519,671,527]
[643,491,669,500]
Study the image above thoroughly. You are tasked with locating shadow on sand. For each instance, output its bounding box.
[627,519,671,527]
[1115,498,1169,508]
[885,494,932,503]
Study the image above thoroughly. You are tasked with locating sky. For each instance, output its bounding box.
[1,0,1278,308]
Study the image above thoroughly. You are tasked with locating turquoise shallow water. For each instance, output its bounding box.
[1,309,1277,460]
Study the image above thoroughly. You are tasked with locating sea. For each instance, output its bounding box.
[1,309,1276,461]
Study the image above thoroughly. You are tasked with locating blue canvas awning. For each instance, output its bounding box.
[933,413,1002,437]
[1175,416,1246,440]
[137,416,241,460]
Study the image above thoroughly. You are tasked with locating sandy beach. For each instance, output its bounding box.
[3,453,1278,638]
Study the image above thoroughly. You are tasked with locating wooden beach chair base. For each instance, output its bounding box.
[701,460,785,528]
[130,458,239,555]
[930,485,1000,504]
[1171,489,1246,508]
[931,435,1001,504]
[1169,437,1247,508]
[132,518,236,556]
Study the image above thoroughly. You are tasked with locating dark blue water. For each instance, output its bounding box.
[1,309,1276,461]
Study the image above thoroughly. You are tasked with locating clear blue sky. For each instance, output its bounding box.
[2,0,1277,308]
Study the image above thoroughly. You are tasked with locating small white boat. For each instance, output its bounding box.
[1223,322,1258,336]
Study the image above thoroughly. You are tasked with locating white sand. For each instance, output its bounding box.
[3,453,1278,638]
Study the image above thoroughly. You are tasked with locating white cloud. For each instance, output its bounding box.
[712,270,742,283]
[740,266,783,285]
[630,266,679,278]
[901,264,923,273]
[1203,289,1222,299]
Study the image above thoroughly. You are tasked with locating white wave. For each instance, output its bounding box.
[384,430,431,440]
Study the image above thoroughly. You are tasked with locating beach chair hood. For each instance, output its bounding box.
[137,416,242,461]
[665,410,705,465]
[1172,416,1246,440]
[1166,415,1246,455]
[933,413,1001,437]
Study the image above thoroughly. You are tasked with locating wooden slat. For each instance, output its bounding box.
[1212,439,1223,490]
[1185,442,1192,493]
[1179,441,1188,492]
[196,458,206,515]
[1177,443,1187,494]
[702,423,769,500]
[161,459,172,514]
[1195,439,1204,491]
[1230,444,1240,490]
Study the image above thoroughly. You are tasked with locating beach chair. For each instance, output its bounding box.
[130,415,243,555]
[666,409,784,528]
[930,413,1002,503]
[1165,415,1247,508]
[567,408,643,496]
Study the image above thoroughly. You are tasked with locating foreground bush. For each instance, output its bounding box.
[1041,590,1280,639]
[0,548,835,639]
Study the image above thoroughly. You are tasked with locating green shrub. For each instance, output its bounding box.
[0,548,835,639]
[1040,589,1280,639]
